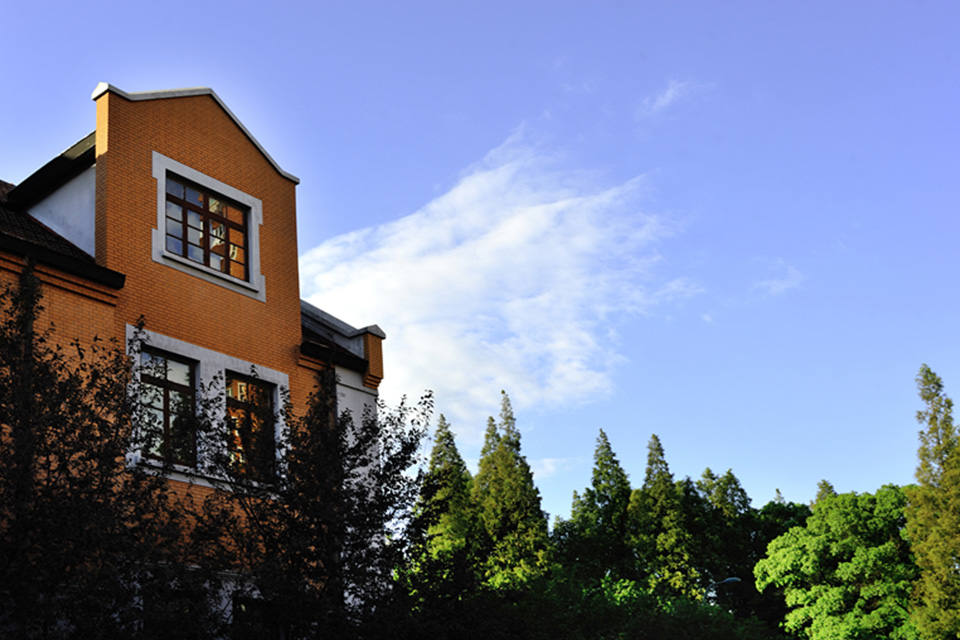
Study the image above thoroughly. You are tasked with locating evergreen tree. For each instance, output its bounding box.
[405,415,480,603]
[813,479,837,505]
[627,434,701,600]
[905,364,960,638]
[554,429,633,580]
[471,391,550,590]
[696,468,755,615]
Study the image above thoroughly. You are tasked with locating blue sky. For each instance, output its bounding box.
[3,1,960,522]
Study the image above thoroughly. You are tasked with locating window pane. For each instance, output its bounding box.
[230,245,245,264]
[142,384,164,409]
[170,415,195,466]
[232,229,245,247]
[166,218,183,239]
[166,201,183,221]
[167,359,191,386]
[188,211,203,229]
[185,186,202,206]
[143,407,165,457]
[210,254,223,271]
[166,236,183,255]
[209,197,223,214]
[188,244,204,263]
[230,261,246,279]
[188,227,203,245]
[226,206,243,224]
[211,222,226,254]
[165,177,184,198]
[141,351,160,375]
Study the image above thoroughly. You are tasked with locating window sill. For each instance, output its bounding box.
[135,459,277,493]
[159,250,262,296]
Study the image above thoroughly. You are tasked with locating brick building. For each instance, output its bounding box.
[0,83,384,505]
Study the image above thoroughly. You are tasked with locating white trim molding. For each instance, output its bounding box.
[127,325,289,487]
[151,152,267,302]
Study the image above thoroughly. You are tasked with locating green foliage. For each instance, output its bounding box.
[905,364,960,638]
[628,435,703,601]
[696,468,759,617]
[554,429,633,581]
[752,497,813,630]
[755,485,918,640]
[472,391,551,590]
[404,414,482,605]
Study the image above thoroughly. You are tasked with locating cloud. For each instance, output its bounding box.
[752,259,805,295]
[530,457,580,481]
[637,79,707,119]
[300,134,695,441]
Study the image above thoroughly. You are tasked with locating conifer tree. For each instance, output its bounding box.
[696,468,756,616]
[627,434,701,600]
[471,391,550,590]
[555,429,632,580]
[405,415,480,602]
[905,364,960,638]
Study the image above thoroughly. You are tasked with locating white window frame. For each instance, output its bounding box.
[127,325,288,488]
[151,152,266,302]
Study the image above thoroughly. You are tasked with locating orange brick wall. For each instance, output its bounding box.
[94,90,303,389]
[0,252,118,349]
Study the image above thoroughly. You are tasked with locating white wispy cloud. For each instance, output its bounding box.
[637,79,706,119]
[752,259,805,295]
[300,134,696,442]
[530,457,580,481]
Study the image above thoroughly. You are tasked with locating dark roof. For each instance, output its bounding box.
[0,173,124,289]
[300,299,385,373]
[5,133,96,211]
[0,131,124,288]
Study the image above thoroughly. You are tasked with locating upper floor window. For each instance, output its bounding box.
[165,176,248,280]
[152,152,266,302]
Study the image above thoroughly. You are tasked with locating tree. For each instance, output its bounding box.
[472,391,550,590]
[751,495,812,631]
[0,264,218,638]
[755,485,918,640]
[202,368,432,638]
[696,468,756,616]
[554,429,633,581]
[404,414,481,604]
[628,434,702,600]
[905,364,960,638]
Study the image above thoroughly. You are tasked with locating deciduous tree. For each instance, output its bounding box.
[755,485,918,640]
[0,265,216,638]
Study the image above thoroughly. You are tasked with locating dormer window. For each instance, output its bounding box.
[164,176,248,280]
[152,152,266,301]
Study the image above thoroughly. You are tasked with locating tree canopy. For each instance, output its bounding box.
[755,485,918,640]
